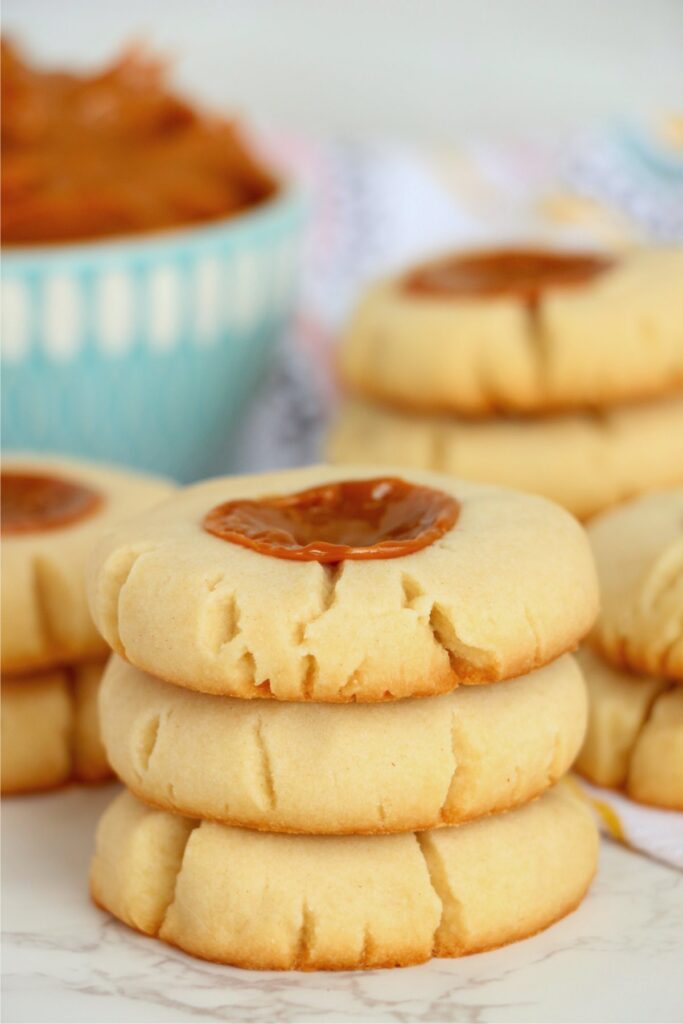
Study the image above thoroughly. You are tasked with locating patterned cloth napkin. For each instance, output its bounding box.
[236,124,683,870]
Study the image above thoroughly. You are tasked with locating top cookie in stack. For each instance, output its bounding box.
[329,247,683,519]
[88,466,599,971]
[87,465,597,700]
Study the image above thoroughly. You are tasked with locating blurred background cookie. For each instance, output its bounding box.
[330,396,683,520]
[1,454,172,794]
[330,246,683,518]
[339,247,683,416]
[576,490,683,811]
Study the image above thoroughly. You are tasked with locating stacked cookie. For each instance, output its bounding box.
[89,465,600,970]
[576,489,683,809]
[329,246,683,519]
[1,455,171,794]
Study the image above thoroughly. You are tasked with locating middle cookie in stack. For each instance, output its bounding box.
[330,246,683,519]
[88,466,600,970]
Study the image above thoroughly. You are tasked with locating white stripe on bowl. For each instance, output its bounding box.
[226,249,262,334]
[148,265,180,352]
[1,279,30,364]
[194,257,222,347]
[43,274,82,363]
[273,241,296,309]
[97,270,135,357]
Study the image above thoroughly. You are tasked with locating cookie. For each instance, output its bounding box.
[91,782,598,970]
[588,489,683,678]
[1,659,110,794]
[328,397,683,521]
[575,647,683,810]
[2,455,172,676]
[340,246,683,416]
[86,465,597,701]
[100,652,586,833]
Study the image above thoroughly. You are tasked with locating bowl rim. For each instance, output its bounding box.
[1,181,305,270]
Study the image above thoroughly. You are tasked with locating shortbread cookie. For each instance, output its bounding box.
[2,455,172,675]
[575,647,683,810]
[100,652,586,833]
[1,660,110,794]
[328,397,683,521]
[340,246,683,416]
[588,489,683,678]
[91,782,598,970]
[87,466,597,701]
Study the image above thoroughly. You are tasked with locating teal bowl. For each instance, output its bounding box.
[1,187,304,481]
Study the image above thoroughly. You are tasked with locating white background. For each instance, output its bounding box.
[4,0,682,141]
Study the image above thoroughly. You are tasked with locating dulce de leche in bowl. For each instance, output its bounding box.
[1,38,276,245]
[1,40,303,480]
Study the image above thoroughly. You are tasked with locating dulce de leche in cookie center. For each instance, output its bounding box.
[0,471,103,534]
[405,247,614,306]
[202,477,460,562]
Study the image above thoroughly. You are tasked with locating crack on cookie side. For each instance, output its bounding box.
[299,563,345,643]
[545,730,565,786]
[627,678,677,776]
[417,832,462,956]
[660,628,683,678]
[254,717,277,810]
[638,550,683,673]
[401,573,426,610]
[63,662,79,778]
[200,575,246,656]
[438,712,464,822]
[296,565,346,697]
[100,546,155,656]
[337,661,368,700]
[134,713,161,779]
[217,593,240,650]
[428,602,497,682]
[320,562,343,613]
[360,924,376,968]
[32,554,58,651]
[526,301,552,395]
[157,818,202,937]
[301,654,318,700]
[293,902,317,969]
[524,605,543,665]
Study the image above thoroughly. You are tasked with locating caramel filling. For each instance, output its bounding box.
[405,247,613,306]
[1,470,103,533]
[202,477,460,562]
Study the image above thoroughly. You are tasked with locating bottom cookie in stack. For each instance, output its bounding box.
[1,660,109,794]
[92,783,596,971]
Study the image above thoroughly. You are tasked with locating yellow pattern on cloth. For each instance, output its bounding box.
[576,776,683,871]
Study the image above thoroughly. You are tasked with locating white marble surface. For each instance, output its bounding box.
[2,784,682,1024]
